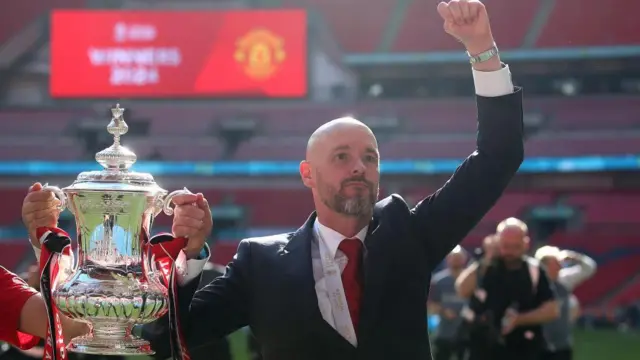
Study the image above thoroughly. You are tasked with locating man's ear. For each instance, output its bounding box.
[300,160,314,188]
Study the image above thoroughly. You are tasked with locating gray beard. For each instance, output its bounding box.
[323,193,375,217]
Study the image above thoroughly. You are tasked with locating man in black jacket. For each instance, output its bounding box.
[464,218,559,360]
[140,1,524,359]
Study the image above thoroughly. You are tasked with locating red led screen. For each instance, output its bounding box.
[50,10,307,98]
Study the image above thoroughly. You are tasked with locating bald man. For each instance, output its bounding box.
[464,218,558,360]
[141,1,524,359]
[535,246,596,360]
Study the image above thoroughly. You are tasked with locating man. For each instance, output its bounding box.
[535,245,597,360]
[462,218,559,360]
[142,1,522,359]
[455,234,498,298]
[24,1,524,358]
[429,246,469,360]
[0,266,87,350]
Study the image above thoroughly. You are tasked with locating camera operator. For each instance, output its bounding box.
[535,246,597,360]
[458,218,559,360]
[456,234,499,299]
[428,246,469,360]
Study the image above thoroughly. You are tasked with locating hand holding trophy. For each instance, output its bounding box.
[22,104,206,358]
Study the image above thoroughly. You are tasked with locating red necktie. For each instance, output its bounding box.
[338,238,364,331]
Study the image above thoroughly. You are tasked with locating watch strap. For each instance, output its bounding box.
[467,44,499,64]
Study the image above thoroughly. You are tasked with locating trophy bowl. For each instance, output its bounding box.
[43,104,189,356]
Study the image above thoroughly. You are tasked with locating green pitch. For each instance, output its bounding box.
[128,328,640,360]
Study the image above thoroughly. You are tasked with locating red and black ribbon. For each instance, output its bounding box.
[37,228,191,360]
[148,233,191,360]
[36,227,72,360]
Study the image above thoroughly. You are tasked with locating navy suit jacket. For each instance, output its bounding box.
[143,89,524,360]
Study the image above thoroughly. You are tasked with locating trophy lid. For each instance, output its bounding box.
[63,104,166,194]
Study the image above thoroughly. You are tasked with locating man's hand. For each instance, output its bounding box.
[437,0,494,54]
[22,182,61,248]
[171,192,212,259]
[61,317,90,344]
[501,308,519,335]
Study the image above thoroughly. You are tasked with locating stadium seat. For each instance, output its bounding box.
[233,136,307,161]
[572,255,640,306]
[154,188,314,228]
[567,193,640,224]
[0,242,30,271]
[606,279,640,309]
[539,96,640,131]
[280,0,396,52]
[392,0,538,52]
[0,110,82,135]
[537,0,640,47]
[549,233,638,256]
[0,0,85,45]
[525,136,640,157]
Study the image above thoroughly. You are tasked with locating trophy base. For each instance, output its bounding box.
[67,323,154,356]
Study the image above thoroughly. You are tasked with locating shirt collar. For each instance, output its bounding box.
[314,219,368,259]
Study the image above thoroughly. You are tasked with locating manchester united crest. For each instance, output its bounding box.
[234,29,286,80]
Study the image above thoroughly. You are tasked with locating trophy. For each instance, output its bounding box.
[42,104,190,355]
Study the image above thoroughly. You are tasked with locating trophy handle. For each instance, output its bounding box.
[42,184,67,211]
[161,187,194,216]
[143,248,164,289]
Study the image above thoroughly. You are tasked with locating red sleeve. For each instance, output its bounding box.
[0,267,41,349]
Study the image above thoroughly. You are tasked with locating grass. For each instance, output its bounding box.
[129,328,640,360]
[573,328,640,360]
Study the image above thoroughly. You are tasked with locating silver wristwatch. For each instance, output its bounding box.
[467,44,499,64]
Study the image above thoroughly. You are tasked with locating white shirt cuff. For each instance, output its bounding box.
[176,244,210,286]
[472,65,514,97]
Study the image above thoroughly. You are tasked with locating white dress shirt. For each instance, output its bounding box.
[312,219,368,330]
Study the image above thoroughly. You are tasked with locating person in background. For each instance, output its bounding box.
[460,218,559,360]
[428,246,469,360]
[568,295,580,324]
[535,245,597,360]
[455,234,498,298]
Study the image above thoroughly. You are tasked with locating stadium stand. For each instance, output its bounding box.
[550,233,640,305]
[607,279,640,309]
[1,96,639,161]
[280,0,396,52]
[536,0,640,47]
[0,0,85,44]
[0,242,31,270]
[393,0,538,51]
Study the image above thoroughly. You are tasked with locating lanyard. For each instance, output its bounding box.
[316,227,358,346]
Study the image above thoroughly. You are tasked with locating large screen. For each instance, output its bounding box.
[50,10,307,98]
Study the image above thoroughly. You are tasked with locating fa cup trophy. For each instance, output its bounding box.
[39,104,191,356]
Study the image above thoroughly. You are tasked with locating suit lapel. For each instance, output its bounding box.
[281,213,355,351]
[358,205,389,342]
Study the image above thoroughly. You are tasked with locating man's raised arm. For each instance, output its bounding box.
[411,0,524,267]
